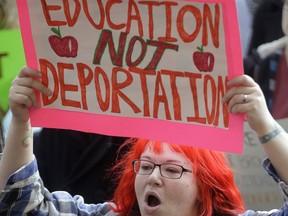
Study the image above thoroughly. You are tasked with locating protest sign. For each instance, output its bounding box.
[0,29,25,118]
[16,0,243,152]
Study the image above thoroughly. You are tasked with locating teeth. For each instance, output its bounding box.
[148,195,160,207]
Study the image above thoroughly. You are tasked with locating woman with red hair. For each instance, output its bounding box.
[0,67,288,215]
[111,139,246,216]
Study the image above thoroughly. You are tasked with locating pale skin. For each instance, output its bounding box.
[1,66,288,208]
[135,144,198,216]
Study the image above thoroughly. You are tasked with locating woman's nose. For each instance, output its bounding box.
[148,166,163,186]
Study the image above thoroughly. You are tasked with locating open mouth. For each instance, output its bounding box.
[147,195,161,207]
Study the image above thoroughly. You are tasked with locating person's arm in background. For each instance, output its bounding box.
[256,36,288,59]
[244,35,288,82]
[223,75,288,183]
[0,67,51,191]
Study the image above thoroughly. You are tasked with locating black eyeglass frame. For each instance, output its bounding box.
[132,159,192,179]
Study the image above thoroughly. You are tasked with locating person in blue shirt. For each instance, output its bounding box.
[0,66,288,215]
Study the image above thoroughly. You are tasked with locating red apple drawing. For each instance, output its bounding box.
[193,45,215,72]
[48,27,78,58]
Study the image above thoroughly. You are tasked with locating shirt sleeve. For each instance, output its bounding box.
[0,155,115,215]
[244,158,288,215]
[262,158,288,200]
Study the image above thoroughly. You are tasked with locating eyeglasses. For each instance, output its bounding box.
[132,159,192,179]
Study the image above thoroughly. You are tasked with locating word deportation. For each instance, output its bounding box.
[40,59,229,128]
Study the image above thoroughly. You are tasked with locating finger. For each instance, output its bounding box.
[18,66,42,79]
[229,94,256,114]
[12,76,52,96]
[222,86,254,104]
[229,91,263,115]
[13,85,40,108]
[9,91,33,109]
[230,102,252,114]
[227,94,249,112]
[227,75,256,88]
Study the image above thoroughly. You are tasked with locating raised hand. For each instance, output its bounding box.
[222,75,275,136]
[9,67,52,123]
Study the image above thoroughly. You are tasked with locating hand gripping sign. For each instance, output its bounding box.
[17,0,243,153]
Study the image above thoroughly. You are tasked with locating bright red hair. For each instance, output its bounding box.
[110,138,245,216]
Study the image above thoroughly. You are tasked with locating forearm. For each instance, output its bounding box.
[0,117,34,191]
[223,75,288,185]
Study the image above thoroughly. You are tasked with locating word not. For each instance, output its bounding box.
[39,58,229,128]
[93,29,179,70]
[40,0,220,47]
